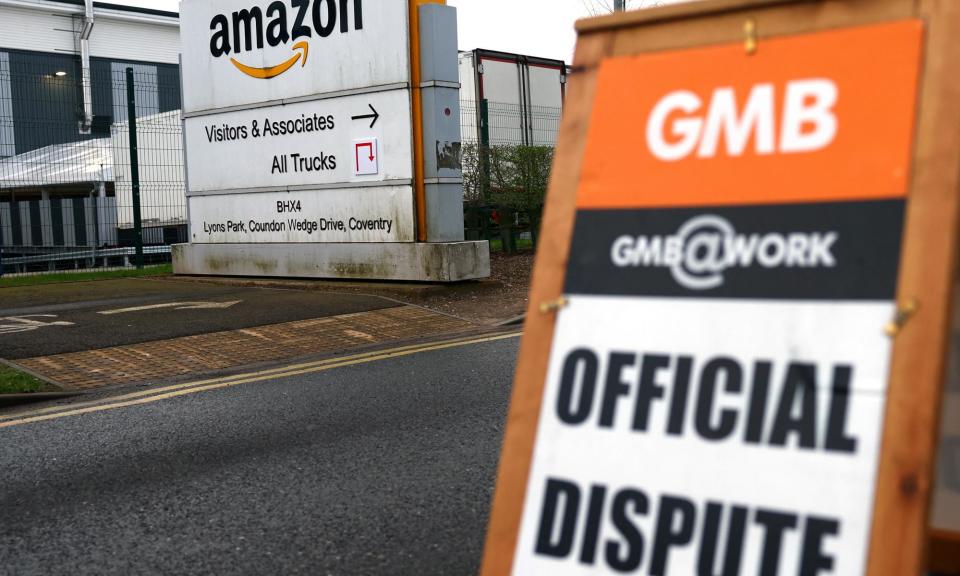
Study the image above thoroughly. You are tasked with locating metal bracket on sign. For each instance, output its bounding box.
[885,299,919,337]
[744,19,758,55]
[539,296,569,315]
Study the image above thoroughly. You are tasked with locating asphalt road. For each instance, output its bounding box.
[0,278,397,359]
[0,336,519,575]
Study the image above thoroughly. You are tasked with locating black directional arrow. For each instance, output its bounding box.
[351,104,380,129]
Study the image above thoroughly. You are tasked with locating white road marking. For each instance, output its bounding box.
[97,301,242,315]
[0,315,75,335]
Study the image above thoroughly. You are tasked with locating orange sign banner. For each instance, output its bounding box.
[577,20,924,209]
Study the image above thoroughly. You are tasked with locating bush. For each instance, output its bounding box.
[462,142,554,245]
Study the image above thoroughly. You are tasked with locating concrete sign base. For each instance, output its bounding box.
[171,241,490,282]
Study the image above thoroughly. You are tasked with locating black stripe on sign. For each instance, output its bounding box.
[564,199,904,301]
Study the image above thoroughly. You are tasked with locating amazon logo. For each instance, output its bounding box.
[209,0,363,80]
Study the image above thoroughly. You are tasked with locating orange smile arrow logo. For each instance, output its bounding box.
[230,41,309,79]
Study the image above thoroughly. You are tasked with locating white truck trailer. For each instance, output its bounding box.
[458,49,567,147]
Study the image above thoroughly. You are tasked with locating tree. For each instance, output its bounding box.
[580,0,663,15]
[487,144,554,245]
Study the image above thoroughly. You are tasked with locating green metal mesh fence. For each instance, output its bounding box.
[460,100,562,250]
[0,65,563,276]
[0,65,184,275]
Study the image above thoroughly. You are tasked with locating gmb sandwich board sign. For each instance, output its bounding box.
[481,1,960,574]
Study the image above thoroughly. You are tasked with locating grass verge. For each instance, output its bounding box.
[0,264,172,289]
[488,238,535,252]
[0,364,49,394]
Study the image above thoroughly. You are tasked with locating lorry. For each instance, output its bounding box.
[458,49,567,147]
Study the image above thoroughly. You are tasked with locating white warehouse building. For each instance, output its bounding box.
[0,0,182,271]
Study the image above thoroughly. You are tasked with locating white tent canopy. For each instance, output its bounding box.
[0,139,114,190]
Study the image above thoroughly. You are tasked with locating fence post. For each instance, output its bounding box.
[125,67,143,269]
[480,99,491,206]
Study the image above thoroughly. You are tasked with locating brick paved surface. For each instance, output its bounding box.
[16,306,473,390]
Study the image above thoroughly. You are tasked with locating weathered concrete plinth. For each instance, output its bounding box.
[171,242,490,282]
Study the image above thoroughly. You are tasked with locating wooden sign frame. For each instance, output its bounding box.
[480,1,960,574]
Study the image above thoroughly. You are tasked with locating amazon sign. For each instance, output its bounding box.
[209,0,363,79]
[181,0,409,113]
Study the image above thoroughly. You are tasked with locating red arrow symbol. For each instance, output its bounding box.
[355,142,375,170]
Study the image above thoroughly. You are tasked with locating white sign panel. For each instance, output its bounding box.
[184,89,412,193]
[189,186,415,243]
[180,0,410,114]
[514,297,892,575]
[505,185,909,574]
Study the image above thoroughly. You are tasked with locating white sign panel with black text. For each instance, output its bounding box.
[184,89,412,193]
[188,186,415,243]
[515,298,892,575]
[511,199,905,575]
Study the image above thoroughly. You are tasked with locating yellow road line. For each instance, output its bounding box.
[0,332,510,422]
[0,331,521,430]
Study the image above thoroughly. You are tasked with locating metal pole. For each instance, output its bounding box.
[125,67,143,269]
[480,99,491,206]
[614,0,625,11]
[0,196,4,278]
